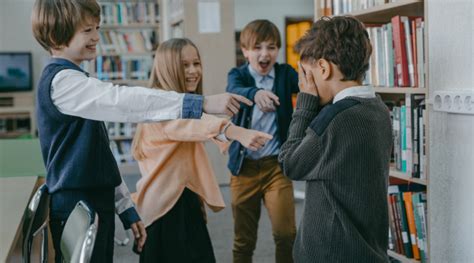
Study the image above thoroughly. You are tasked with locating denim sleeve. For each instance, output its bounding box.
[182,94,204,119]
[118,207,141,229]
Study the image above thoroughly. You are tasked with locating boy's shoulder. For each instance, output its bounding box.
[309,99,361,136]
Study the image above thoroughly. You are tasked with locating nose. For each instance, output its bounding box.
[187,64,197,74]
[92,29,100,42]
[261,47,269,57]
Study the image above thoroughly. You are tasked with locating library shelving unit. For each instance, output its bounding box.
[0,92,35,139]
[313,0,428,262]
[82,0,162,174]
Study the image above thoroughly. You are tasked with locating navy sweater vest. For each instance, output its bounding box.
[36,58,121,198]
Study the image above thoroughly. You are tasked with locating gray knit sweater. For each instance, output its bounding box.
[279,92,392,263]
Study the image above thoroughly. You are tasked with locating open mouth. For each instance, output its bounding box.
[186,77,198,83]
[259,60,270,70]
[86,44,97,51]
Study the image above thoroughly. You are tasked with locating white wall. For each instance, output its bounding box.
[0,0,49,88]
[428,0,474,262]
[234,0,314,62]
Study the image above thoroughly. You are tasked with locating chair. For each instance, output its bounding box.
[22,183,50,263]
[60,201,99,263]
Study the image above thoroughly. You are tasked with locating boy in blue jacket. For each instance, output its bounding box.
[226,19,299,263]
[31,0,251,262]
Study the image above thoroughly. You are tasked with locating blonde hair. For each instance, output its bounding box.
[132,38,203,160]
[31,0,100,53]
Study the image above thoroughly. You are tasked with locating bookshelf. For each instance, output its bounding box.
[0,93,35,139]
[82,0,162,174]
[314,1,429,262]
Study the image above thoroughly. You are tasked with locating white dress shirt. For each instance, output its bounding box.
[333,85,376,103]
[51,69,185,122]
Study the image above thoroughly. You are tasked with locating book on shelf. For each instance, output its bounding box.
[364,16,425,88]
[391,95,426,178]
[100,2,160,25]
[321,0,399,16]
[388,184,427,260]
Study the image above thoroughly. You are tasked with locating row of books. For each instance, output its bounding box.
[388,185,428,262]
[82,56,153,80]
[320,0,398,16]
[100,2,160,25]
[98,30,158,54]
[365,16,425,88]
[106,122,136,138]
[390,94,426,179]
[110,140,135,164]
[0,115,30,135]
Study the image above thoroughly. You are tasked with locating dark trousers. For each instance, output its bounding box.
[139,188,216,263]
[50,211,115,263]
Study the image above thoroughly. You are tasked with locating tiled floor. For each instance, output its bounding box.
[114,174,305,262]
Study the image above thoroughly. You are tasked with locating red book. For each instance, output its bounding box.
[391,16,409,87]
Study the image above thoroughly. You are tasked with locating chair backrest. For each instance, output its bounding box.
[22,184,49,263]
[60,201,98,263]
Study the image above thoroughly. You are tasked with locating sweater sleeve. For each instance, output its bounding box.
[159,113,229,142]
[226,68,260,101]
[278,92,321,181]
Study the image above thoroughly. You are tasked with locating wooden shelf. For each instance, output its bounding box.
[344,0,424,23]
[374,87,427,94]
[101,23,160,29]
[389,168,427,185]
[0,107,33,114]
[110,136,133,141]
[388,250,420,263]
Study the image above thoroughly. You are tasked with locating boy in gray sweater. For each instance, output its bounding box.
[278,16,393,262]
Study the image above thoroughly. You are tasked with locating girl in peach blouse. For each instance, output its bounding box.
[131,38,272,263]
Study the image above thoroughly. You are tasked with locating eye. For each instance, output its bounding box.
[193,62,201,66]
[84,28,92,33]
[96,26,100,30]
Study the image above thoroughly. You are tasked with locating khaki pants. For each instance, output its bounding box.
[230,156,296,263]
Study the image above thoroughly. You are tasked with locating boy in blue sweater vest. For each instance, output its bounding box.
[226,19,299,263]
[31,0,251,262]
[279,16,393,262]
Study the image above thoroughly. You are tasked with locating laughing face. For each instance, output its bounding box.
[242,40,279,76]
[181,45,202,93]
[55,18,100,66]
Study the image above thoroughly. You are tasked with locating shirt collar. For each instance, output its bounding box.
[248,64,275,83]
[333,85,376,103]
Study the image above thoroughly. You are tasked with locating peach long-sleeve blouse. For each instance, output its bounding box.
[133,114,228,227]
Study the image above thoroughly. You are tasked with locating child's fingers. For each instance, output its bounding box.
[227,103,240,115]
[267,92,280,106]
[231,94,253,106]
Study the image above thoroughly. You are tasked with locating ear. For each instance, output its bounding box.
[317,58,331,80]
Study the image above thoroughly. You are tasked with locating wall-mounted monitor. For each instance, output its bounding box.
[0,52,33,92]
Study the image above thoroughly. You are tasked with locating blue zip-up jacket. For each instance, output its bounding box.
[226,63,299,175]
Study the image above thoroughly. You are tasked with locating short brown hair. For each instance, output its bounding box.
[240,19,281,49]
[295,16,372,82]
[31,0,101,52]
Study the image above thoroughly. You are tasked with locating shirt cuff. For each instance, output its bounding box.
[118,207,141,229]
[182,94,204,119]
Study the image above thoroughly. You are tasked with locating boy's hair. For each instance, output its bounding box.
[240,19,281,49]
[31,0,100,52]
[149,38,203,95]
[295,16,372,82]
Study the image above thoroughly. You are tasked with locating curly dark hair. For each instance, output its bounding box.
[294,16,372,82]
